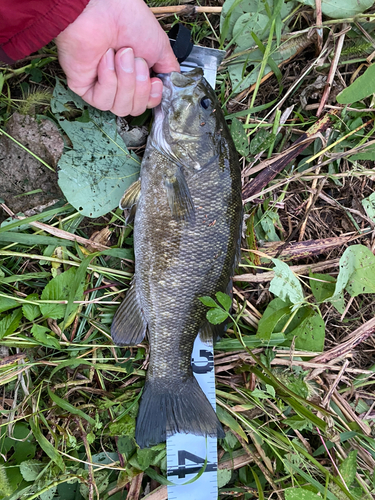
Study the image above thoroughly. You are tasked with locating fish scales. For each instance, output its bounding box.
[112,69,242,448]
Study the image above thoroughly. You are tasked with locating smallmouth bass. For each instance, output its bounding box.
[112,69,242,448]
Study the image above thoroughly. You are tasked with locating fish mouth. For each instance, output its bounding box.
[157,68,204,90]
[154,68,204,120]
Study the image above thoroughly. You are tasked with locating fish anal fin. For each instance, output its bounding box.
[164,167,195,223]
[111,281,147,346]
[199,321,228,344]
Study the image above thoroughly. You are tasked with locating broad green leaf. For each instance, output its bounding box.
[309,273,345,314]
[283,415,311,431]
[52,79,140,217]
[218,469,232,488]
[362,191,375,221]
[206,307,229,325]
[296,0,373,18]
[20,460,44,481]
[109,414,136,437]
[1,467,24,498]
[215,291,232,311]
[339,450,357,486]
[285,488,326,500]
[29,418,65,471]
[333,244,375,299]
[0,465,13,497]
[337,63,375,104]
[128,447,165,471]
[47,386,96,425]
[249,388,271,399]
[230,117,250,156]
[220,0,259,40]
[7,423,36,465]
[0,308,22,339]
[31,325,60,349]
[80,470,109,500]
[286,309,325,352]
[310,273,337,302]
[40,267,85,319]
[199,296,218,308]
[350,144,375,161]
[257,305,290,340]
[22,293,41,321]
[0,296,19,313]
[250,129,276,155]
[117,435,136,459]
[40,485,57,500]
[270,258,304,304]
[233,12,269,51]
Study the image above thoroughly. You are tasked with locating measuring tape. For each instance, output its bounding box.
[167,336,219,499]
[165,35,225,499]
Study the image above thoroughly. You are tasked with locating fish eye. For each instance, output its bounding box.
[200,96,211,109]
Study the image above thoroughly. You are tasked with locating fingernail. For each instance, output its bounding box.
[150,80,163,98]
[106,48,115,70]
[120,48,134,73]
[135,58,149,82]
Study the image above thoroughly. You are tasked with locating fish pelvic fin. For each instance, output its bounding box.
[164,166,195,223]
[135,375,224,448]
[111,280,147,346]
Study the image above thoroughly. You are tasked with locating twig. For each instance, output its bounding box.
[127,473,144,500]
[311,316,375,364]
[151,5,221,14]
[317,24,348,117]
[316,427,349,489]
[233,431,283,500]
[234,257,339,283]
[0,203,110,251]
[315,0,323,53]
[321,359,350,407]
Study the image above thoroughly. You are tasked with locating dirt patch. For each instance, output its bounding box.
[0,113,64,222]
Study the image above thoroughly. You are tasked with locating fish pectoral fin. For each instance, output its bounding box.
[119,179,141,210]
[111,280,147,346]
[164,167,195,222]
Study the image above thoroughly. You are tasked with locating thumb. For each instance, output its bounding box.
[151,35,180,74]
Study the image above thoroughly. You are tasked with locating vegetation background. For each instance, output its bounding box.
[1,0,375,499]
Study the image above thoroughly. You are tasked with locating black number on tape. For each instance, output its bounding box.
[191,349,214,374]
[168,450,217,478]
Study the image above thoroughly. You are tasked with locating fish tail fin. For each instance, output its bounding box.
[135,375,224,448]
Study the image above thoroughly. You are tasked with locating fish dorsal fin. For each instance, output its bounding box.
[164,167,195,222]
[119,179,141,210]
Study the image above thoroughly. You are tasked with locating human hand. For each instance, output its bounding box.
[55,0,179,116]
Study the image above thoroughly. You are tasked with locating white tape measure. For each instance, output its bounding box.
[167,336,219,499]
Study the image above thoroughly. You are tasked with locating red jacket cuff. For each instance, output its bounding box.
[0,0,90,62]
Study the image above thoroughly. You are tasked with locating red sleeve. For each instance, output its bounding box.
[0,0,90,63]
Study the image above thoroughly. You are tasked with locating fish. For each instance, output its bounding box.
[111,68,242,449]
